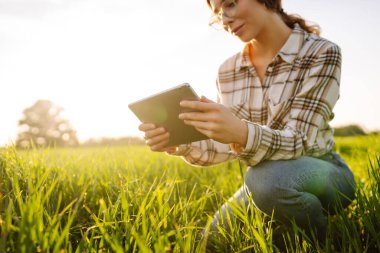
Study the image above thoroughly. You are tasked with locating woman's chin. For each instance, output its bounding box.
[234,31,255,43]
[237,35,252,43]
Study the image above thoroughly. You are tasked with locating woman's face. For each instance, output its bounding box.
[209,0,271,42]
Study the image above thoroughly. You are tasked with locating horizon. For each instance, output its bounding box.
[1,0,379,146]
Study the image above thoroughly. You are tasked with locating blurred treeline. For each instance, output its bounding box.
[81,137,144,147]
[333,124,378,137]
[9,99,377,149]
[13,99,145,149]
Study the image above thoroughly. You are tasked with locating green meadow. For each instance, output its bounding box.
[1,135,379,252]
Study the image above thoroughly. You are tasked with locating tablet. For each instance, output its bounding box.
[128,83,209,146]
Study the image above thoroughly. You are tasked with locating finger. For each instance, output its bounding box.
[189,125,213,139]
[183,119,215,131]
[180,100,218,112]
[146,131,170,147]
[144,127,167,139]
[200,96,215,103]
[138,123,156,131]
[160,146,178,153]
[178,112,211,122]
[150,136,170,152]
[154,147,171,152]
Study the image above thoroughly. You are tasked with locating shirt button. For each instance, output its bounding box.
[267,66,273,72]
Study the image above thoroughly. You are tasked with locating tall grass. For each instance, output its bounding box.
[0,135,379,252]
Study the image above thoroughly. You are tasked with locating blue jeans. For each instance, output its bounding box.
[209,152,356,243]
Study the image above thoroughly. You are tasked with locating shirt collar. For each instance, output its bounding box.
[236,24,308,71]
[278,24,308,64]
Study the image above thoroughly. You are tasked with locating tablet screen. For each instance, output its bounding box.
[128,83,209,146]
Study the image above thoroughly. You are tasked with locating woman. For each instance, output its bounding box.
[139,0,356,249]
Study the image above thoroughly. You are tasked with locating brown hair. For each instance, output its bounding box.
[206,0,321,35]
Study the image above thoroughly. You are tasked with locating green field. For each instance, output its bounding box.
[1,135,379,252]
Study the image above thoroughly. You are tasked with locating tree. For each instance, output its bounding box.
[333,124,367,137]
[16,100,79,148]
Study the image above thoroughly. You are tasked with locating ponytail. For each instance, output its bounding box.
[258,0,321,35]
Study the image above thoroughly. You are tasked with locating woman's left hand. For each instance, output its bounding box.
[179,96,248,146]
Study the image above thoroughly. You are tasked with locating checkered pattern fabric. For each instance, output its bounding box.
[173,24,341,167]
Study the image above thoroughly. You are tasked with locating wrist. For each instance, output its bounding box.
[237,119,248,147]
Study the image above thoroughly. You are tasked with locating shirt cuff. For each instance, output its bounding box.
[229,119,256,155]
[243,119,256,152]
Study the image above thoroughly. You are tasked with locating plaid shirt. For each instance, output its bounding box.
[173,24,341,167]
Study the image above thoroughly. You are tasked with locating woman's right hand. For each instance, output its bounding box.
[138,123,177,152]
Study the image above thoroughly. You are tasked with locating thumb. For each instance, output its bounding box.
[200,95,215,103]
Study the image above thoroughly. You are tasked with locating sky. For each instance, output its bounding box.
[0,0,379,146]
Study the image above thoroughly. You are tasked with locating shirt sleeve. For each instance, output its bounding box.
[237,44,341,166]
[167,139,236,166]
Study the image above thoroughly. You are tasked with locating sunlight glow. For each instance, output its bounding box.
[0,0,379,145]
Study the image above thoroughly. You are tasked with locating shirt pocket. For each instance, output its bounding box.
[267,80,288,124]
[268,78,299,106]
[268,82,286,106]
[267,98,291,129]
[268,99,285,120]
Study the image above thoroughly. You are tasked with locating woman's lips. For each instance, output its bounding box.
[232,24,244,35]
